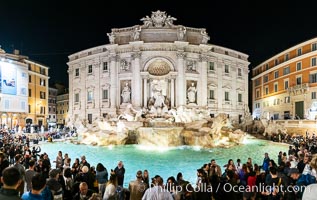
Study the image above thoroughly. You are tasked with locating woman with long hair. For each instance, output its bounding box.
[96,163,108,198]
[103,170,118,200]
[71,158,80,179]
[142,169,149,188]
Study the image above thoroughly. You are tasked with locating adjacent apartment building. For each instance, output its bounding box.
[25,59,49,128]
[252,38,317,120]
[48,87,58,127]
[56,93,69,126]
[0,48,49,129]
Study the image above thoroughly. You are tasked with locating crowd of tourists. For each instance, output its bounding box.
[1,129,317,199]
[268,130,317,153]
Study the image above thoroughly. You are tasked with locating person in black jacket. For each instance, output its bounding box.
[0,152,9,187]
[114,161,125,200]
[114,161,125,186]
[46,168,63,199]
[0,167,21,200]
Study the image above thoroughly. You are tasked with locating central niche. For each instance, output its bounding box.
[147,60,170,76]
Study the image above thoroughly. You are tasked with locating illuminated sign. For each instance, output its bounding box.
[0,62,17,95]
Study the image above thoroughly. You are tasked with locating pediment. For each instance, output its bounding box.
[87,85,95,90]
[208,83,217,88]
[223,85,232,89]
[101,83,111,89]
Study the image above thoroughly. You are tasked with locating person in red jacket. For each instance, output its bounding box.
[243,170,256,200]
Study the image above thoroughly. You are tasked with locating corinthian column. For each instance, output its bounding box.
[171,77,175,107]
[176,52,186,106]
[132,52,142,108]
[143,78,148,108]
[200,55,208,107]
[110,55,117,109]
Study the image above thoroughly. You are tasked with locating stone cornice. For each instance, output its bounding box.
[174,41,189,50]
[199,44,212,53]
[140,46,176,52]
[132,52,142,59]
[68,43,249,67]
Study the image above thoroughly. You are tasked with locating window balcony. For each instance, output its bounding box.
[208,99,216,104]
[287,83,309,95]
[224,100,231,105]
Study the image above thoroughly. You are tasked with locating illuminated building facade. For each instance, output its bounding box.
[25,60,49,128]
[252,38,317,120]
[67,11,249,124]
[0,49,28,129]
[48,87,57,127]
[56,93,69,126]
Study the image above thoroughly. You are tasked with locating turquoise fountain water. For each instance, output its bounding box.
[39,137,288,187]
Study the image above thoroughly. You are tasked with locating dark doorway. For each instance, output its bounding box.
[284,111,290,119]
[295,101,304,119]
[26,118,32,124]
[88,114,92,124]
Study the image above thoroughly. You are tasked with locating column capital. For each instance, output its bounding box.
[199,54,209,62]
[109,54,118,62]
[169,74,178,80]
[176,52,186,59]
[132,51,142,59]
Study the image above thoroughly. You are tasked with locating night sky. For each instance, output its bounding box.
[1,1,317,87]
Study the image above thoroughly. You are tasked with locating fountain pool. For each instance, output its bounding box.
[39,136,288,187]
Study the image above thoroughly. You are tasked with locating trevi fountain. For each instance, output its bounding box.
[39,10,290,186]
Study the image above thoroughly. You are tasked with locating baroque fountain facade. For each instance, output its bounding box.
[67,10,251,148]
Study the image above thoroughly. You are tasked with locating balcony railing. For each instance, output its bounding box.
[287,83,309,95]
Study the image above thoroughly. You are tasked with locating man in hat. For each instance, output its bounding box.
[129,170,147,200]
[150,175,161,188]
[142,175,173,200]
[46,168,63,200]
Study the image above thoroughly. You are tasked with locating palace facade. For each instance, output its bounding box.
[252,37,317,120]
[67,11,249,124]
